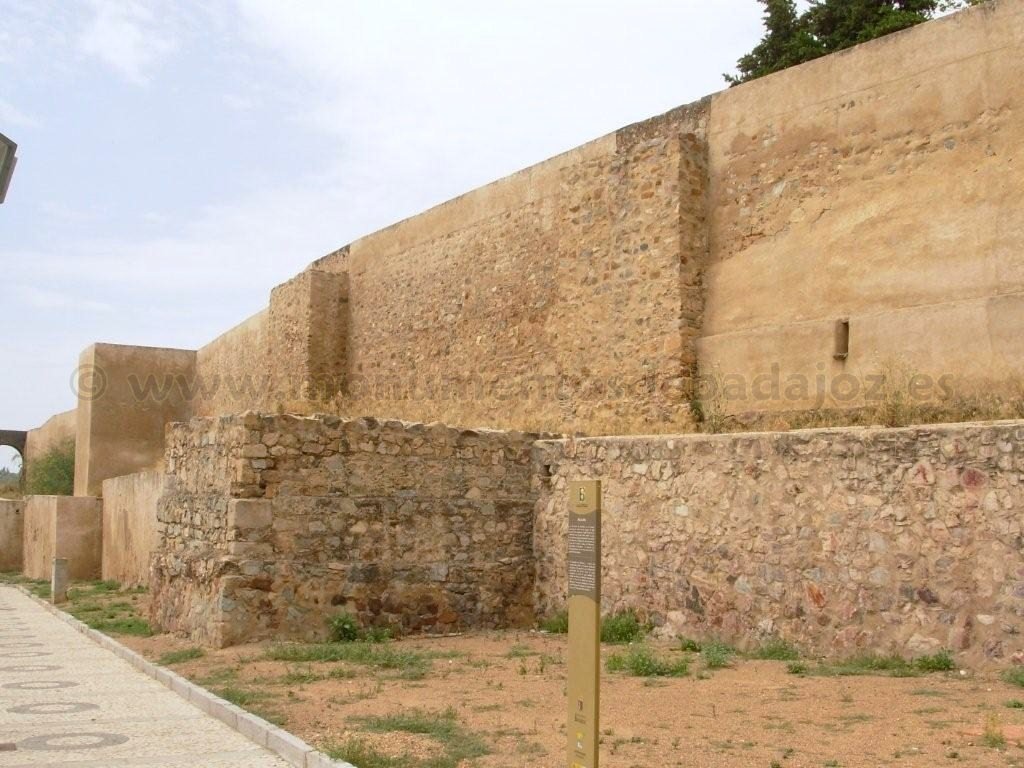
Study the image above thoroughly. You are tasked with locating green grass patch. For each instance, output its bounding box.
[347,707,489,768]
[982,714,1007,748]
[213,685,285,725]
[601,610,648,644]
[195,666,239,687]
[328,610,393,643]
[913,651,955,672]
[263,642,432,679]
[539,611,569,634]
[0,572,51,597]
[325,739,410,768]
[701,640,736,670]
[505,644,536,659]
[65,585,152,637]
[537,609,647,641]
[752,637,801,661]
[1003,667,1024,688]
[788,652,954,678]
[85,616,153,636]
[158,647,205,666]
[607,646,689,678]
[216,686,266,707]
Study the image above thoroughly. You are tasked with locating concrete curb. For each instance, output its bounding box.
[13,585,357,768]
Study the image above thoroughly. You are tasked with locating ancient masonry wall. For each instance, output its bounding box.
[534,420,1024,663]
[0,499,24,572]
[22,495,102,581]
[699,0,1024,415]
[101,470,165,587]
[150,414,543,647]
[74,343,195,497]
[49,3,1023,502]
[314,106,710,435]
[191,270,349,419]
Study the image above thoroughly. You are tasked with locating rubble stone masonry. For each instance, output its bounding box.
[150,413,544,646]
[534,420,1024,663]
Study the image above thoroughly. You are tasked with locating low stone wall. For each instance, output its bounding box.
[534,421,1024,663]
[151,414,545,646]
[0,499,24,572]
[102,471,165,587]
[22,496,103,581]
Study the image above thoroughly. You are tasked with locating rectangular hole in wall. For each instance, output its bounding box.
[834,319,850,360]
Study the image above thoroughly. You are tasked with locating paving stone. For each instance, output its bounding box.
[0,586,294,768]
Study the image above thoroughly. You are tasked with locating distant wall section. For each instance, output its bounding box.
[22,495,102,581]
[24,410,76,465]
[0,499,23,572]
[101,470,165,587]
[74,344,196,496]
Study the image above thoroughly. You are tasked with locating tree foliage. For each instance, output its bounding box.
[727,0,990,85]
[24,438,75,496]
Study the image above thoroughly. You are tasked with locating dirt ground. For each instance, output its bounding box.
[123,629,1024,768]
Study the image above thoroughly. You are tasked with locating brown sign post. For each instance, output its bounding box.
[567,480,601,768]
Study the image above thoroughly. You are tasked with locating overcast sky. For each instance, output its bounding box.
[0,0,770,468]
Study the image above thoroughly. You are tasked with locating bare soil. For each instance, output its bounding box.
[124,630,1024,768]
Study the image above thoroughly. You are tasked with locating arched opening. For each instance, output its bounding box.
[0,444,24,498]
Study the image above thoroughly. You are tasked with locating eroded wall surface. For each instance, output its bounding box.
[192,311,269,417]
[56,3,1023,445]
[0,499,24,572]
[150,414,543,646]
[534,420,1024,662]
[700,0,1024,415]
[75,343,196,496]
[190,270,349,418]
[101,470,164,587]
[22,495,102,581]
[315,108,710,435]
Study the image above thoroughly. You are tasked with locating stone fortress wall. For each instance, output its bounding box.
[43,0,1024,498]
[177,0,1022,436]
[149,414,544,647]
[2,1,1023,661]
[534,421,1024,663]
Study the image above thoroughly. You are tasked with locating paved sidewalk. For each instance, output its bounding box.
[0,585,293,767]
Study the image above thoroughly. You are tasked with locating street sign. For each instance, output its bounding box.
[567,480,601,768]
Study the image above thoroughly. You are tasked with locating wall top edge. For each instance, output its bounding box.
[86,342,198,356]
[168,412,562,441]
[535,418,1024,447]
[100,469,166,487]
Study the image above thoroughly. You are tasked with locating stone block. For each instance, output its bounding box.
[227,499,273,530]
[266,727,313,767]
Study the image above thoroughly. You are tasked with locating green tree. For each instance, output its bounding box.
[24,439,75,496]
[727,0,990,85]
[726,0,823,86]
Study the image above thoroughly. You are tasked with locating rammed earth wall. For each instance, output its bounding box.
[150,414,544,647]
[533,421,1024,663]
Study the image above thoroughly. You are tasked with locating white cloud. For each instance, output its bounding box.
[15,286,113,313]
[78,0,178,85]
[0,98,39,129]
[0,0,768,430]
